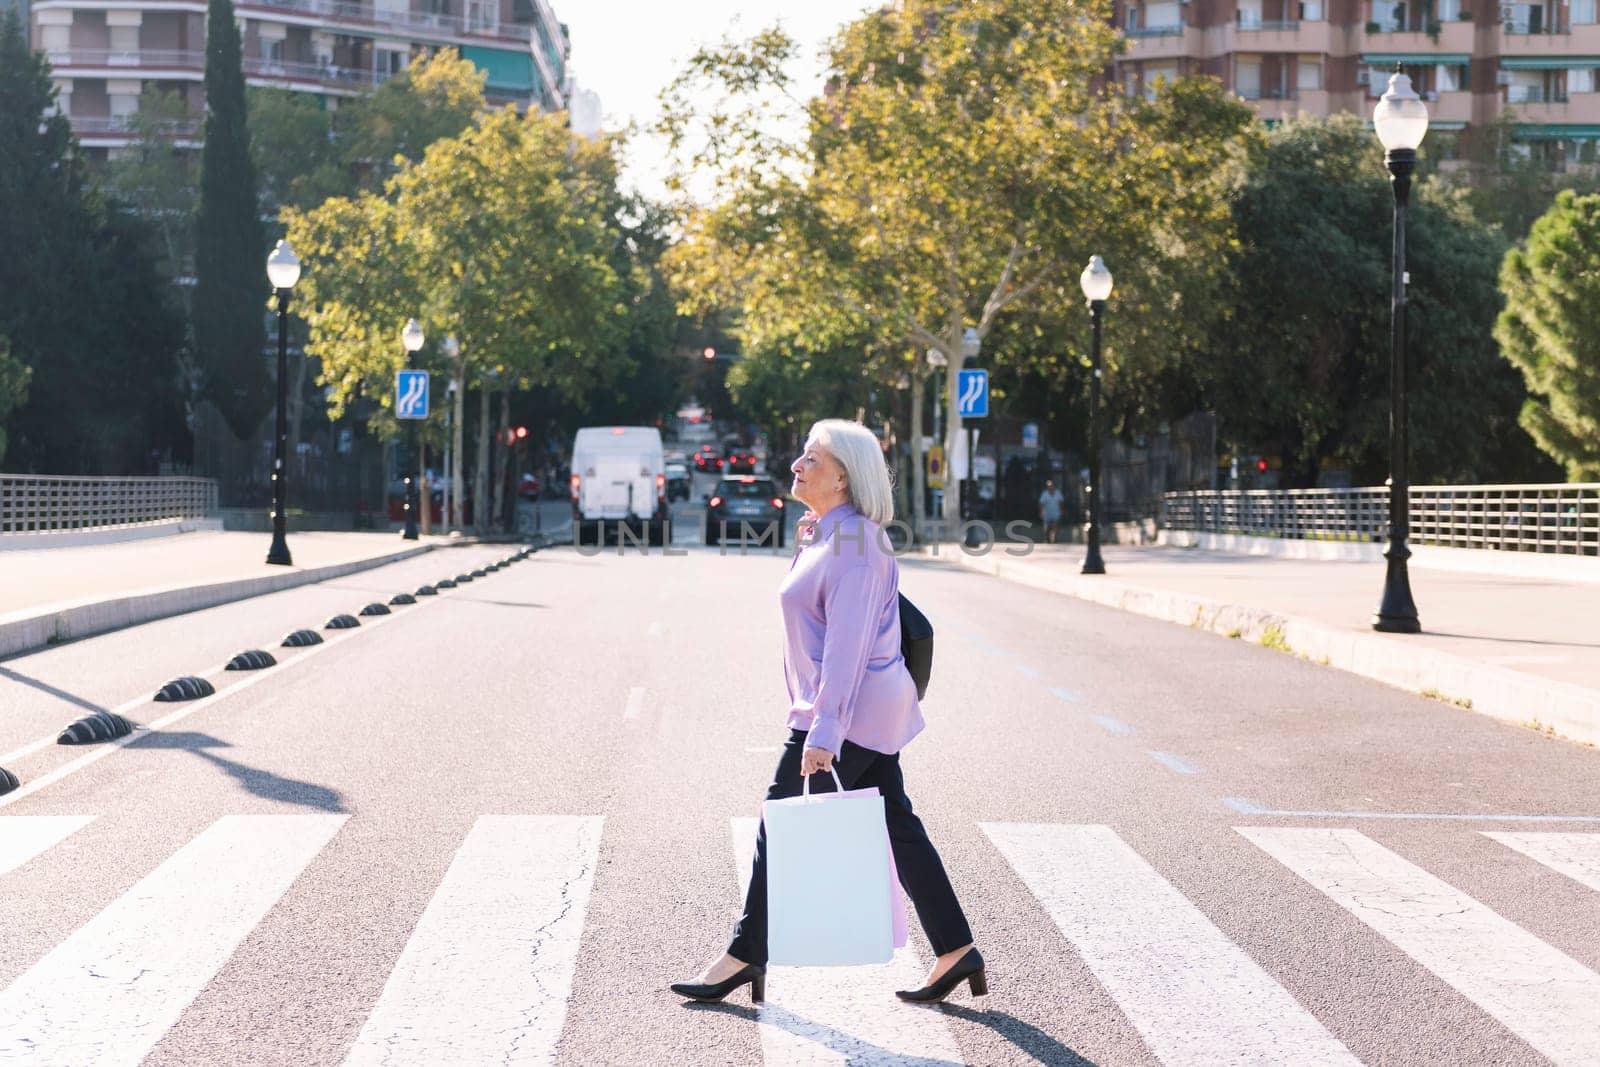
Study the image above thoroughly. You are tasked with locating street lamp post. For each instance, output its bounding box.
[443,335,460,532]
[1079,256,1113,576]
[926,347,947,526]
[960,327,980,533]
[401,318,425,541]
[1372,69,1428,633]
[265,240,300,566]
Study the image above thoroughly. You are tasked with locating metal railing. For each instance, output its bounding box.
[239,0,533,41]
[0,476,218,535]
[1163,484,1600,555]
[1128,24,1185,37]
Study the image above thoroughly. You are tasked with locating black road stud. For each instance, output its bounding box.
[389,593,418,606]
[0,767,19,796]
[415,585,437,597]
[58,711,134,744]
[471,568,488,578]
[226,650,277,671]
[325,614,361,630]
[455,574,474,583]
[360,602,392,616]
[154,676,215,702]
[436,578,457,589]
[282,629,324,647]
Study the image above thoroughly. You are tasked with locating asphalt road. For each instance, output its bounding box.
[2,536,1599,1065]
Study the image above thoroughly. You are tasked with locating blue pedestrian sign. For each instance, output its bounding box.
[956,368,989,418]
[396,370,430,420]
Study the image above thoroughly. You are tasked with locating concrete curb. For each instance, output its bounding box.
[0,543,434,661]
[913,546,1600,747]
[0,517,224,552]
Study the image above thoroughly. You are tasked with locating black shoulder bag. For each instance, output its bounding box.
[898,593,934,700]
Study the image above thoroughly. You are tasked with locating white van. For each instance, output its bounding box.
[570,426,668,544]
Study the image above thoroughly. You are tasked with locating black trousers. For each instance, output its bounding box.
[727,729,974,966]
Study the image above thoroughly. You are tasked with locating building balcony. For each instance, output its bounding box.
[1203,19,1334,55]
[1122,25,1199,60]
[46,48,204,76]
[236,0,533,44]
[68,114,203,145]
[1494,22,1600,54]
[1507,93,1600,122]
[1356,21,1475,53]
[1423,88,1473,123]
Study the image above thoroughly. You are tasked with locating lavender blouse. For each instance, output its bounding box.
[780,502,924,756]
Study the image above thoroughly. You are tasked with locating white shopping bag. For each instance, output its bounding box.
[764,769,896,967]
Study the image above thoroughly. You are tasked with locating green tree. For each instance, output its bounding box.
[658,3,1248,525]
[1202,116,1545,486]
[1495,189,1600,480]
[285,107,636,526]
[336,49,487,190]
[0,336,31,465]
[102,88,198,288]
[192,0,268,440]
[249,88,349,211]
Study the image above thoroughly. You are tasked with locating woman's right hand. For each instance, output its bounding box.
[797,509,820,544]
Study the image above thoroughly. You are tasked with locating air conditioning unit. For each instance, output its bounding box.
[1356,69,1371,85]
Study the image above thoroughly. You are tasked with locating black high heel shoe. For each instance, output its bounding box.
[670,963,767,1004]
[895,948,987,1003]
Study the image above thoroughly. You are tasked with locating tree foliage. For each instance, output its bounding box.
[284,107,637,444]
[1495,189,1600,480]
[0,9,184,473]
[193,0,269,439]
[0,336,30,466]
[658,1,1249,517]
[1201,116,1544,486]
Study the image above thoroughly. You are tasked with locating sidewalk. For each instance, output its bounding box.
[0,531,441,659]
[918,542,1600,746]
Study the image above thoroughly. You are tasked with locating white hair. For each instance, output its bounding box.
[810,419,894,525]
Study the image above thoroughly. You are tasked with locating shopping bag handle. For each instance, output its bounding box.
[801,765,846,801]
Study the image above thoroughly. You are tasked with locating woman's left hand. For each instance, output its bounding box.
[800,746,835,776]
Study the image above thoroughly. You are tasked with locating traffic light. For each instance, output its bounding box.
[1257,459,1268,472]
[703,346,716,360]
[515,425,528,439]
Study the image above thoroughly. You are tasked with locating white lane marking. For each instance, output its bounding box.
[0,594,433,812]
[1091,715,1133,736]
[1483,832,1600,894]
[730,819,967,1066]
[1146,751,1202,775]
[1240,827,1600,1066]
[624,687,646,720]
[647,620,663,638]
[982,822,1358,1066]
[0,814,346,1067]
[1014,665,1041,679]
[1048,687,1082,704]
[0,816,95,877]
[344,815,604,1067]
[1225,797,1600,823]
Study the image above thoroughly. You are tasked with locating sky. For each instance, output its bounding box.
[558,0,878,202]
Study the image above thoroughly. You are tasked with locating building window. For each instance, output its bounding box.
[1145,66,1178,98]
[1574,0,1598,22]
[1371,0,1404,29]
[1126,5,1141,31]
[1237,59,1262,98]
[1238,0,1263,27]
[1297,59,1322,90]
[1300,0,1325,18]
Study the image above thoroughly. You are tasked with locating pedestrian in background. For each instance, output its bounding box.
[671,418,984,1006]
[1039,478,1065,544]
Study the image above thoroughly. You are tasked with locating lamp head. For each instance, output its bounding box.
[1374,68,1429,152]
[266,239,300,290]
[961,327,981,360]
[1080,255,1113,303]
[402,318,425,353]
[925,346,948,369]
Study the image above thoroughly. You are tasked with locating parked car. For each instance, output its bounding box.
[664,461,691,502]
[705,476,787,547]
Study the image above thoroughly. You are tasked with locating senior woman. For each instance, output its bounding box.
[671,419,983,1006]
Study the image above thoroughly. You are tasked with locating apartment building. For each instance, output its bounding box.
[1114,0,1600,161]
[29,0,569,155]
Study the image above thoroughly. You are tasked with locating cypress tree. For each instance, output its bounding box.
[193,0,269,440]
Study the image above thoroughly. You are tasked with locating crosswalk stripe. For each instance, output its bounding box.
[0,816,94,877]
[982,822,1359,1066]
[1483,832,1600,894]
[0,813,346,1067]
[1240,827,1600,1066]
[730,818,968,1066]
[344,815,604,1066]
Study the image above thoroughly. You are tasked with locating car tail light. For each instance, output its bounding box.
[569,474,580,498]
[656,473,665,497]
[709,496,722,508]
[771,497,783,509]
